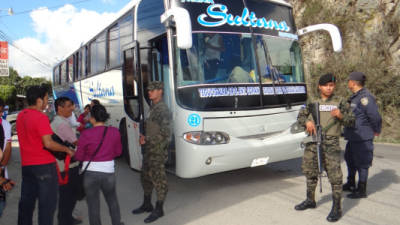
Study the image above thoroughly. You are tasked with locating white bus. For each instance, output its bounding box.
[52,0,342,178]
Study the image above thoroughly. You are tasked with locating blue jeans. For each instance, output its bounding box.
[0,200,5,217]
[84,171,122,225]
[18,163,58,225]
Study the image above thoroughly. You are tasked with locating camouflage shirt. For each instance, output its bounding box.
[297,95,354,137]
[145,100,172,145]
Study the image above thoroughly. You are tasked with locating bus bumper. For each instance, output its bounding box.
[175,128,307,178]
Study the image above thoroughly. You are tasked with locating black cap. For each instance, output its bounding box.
[318,73,336,85]
[348,72,366,82]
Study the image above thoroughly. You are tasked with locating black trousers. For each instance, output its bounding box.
[58,166,80,225]
[18,163,58,225]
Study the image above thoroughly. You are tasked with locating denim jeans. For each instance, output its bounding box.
[58,166,80,225]
[84,171,122,225]
[18,163,58,225]
[0,200,5,217]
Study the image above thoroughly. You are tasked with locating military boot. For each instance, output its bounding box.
[144,200,164,223]
[295,189,316,210]
[342,177,356,192]
[347,181,367,199]
[327,193,342,222]
[132,195,154,214]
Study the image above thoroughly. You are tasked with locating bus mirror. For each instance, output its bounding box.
[297,24,343,52]
[161,7,192,49]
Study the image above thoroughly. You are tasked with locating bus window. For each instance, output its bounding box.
[123,48,140,122]
[82,46,87,76]
[150,36,171,108]
[90,41,96,75]
[74,52,79,81]
[97,32,106,72]
[109,23,120,67]
[77,52,81,80]
[53,67,59,85]
[61,61,67,85]
[68,56,73,82]
[119,14,133,54]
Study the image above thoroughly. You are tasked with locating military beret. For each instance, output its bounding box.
[147,81,164,90]
[348,72,366,82]
[318,73,336,85]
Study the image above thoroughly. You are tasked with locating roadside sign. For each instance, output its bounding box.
[0,41,9,77]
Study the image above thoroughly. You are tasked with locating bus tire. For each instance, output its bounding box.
[11,121,17,136]
[119,118,131,166]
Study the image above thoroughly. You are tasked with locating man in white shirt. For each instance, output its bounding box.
[51,97,81,225]
[0,99,14,217]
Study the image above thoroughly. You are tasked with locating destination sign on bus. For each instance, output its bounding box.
[176,0,296,37]
[198,86,306,98]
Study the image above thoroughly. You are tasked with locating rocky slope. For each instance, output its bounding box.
[288,0,400,141]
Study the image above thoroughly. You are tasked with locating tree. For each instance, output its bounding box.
[0,67,52,110]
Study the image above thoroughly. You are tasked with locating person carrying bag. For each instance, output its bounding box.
[74,104,124,225]
[75,126,108,200]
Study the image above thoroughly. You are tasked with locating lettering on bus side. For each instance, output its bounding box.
[88,81,116,100]
[197,4,290,32]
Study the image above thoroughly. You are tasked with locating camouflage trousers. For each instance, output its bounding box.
[302,136,343,199]
[141,151,168,201]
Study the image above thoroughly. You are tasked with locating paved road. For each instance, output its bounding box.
[1,137,400,225]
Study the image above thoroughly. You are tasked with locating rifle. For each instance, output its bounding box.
[311,102,323,193]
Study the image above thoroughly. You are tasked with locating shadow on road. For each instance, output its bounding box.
[151,157,304,225]
[316,169,400,216]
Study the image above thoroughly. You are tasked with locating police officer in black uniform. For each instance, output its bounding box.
[343,72,382,199]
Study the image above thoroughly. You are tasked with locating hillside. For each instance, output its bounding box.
[289,0,400,142]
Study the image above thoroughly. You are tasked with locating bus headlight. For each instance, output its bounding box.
[183,131,230,145]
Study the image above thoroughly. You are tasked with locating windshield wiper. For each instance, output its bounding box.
[261,39,292,110]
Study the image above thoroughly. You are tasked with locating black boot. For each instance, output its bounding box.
[327,195,342,222]
[132,195,154,214]
[144,201,164,223]
[347,181,367,199]
[295,189,316,210]
[342,177,356,192]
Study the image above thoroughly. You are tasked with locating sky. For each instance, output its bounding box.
[0,0,133,79]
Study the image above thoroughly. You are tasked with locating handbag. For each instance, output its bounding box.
[76,126,108,200]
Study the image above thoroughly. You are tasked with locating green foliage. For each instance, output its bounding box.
[0,67,52,111]
[0,85,17,109]
[294,0,400,142]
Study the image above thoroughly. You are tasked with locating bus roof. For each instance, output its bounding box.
[265,0,292,7]
[60,0,140,61]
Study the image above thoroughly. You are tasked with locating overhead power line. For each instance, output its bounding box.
[0,30,53,69]
[0,0,93,18]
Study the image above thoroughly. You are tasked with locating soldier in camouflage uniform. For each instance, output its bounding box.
[132,81,171,224]
[294,73,354,222]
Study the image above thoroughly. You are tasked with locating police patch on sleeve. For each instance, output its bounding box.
[361,97,369,106]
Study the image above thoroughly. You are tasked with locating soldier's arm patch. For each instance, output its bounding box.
[361,97,369,106]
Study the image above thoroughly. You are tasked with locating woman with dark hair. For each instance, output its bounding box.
[74,104,124,225]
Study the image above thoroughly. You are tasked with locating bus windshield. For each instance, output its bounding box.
[176,32,304,87]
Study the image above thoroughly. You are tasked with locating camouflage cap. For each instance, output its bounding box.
[147,81,164,90]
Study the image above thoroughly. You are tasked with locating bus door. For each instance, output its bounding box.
[121,42,145,170]
[149,35,175,169]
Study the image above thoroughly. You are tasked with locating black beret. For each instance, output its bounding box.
[348,72,366,82]
[319,73,336,85]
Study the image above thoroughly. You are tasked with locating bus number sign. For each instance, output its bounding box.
[188,113,201,127]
